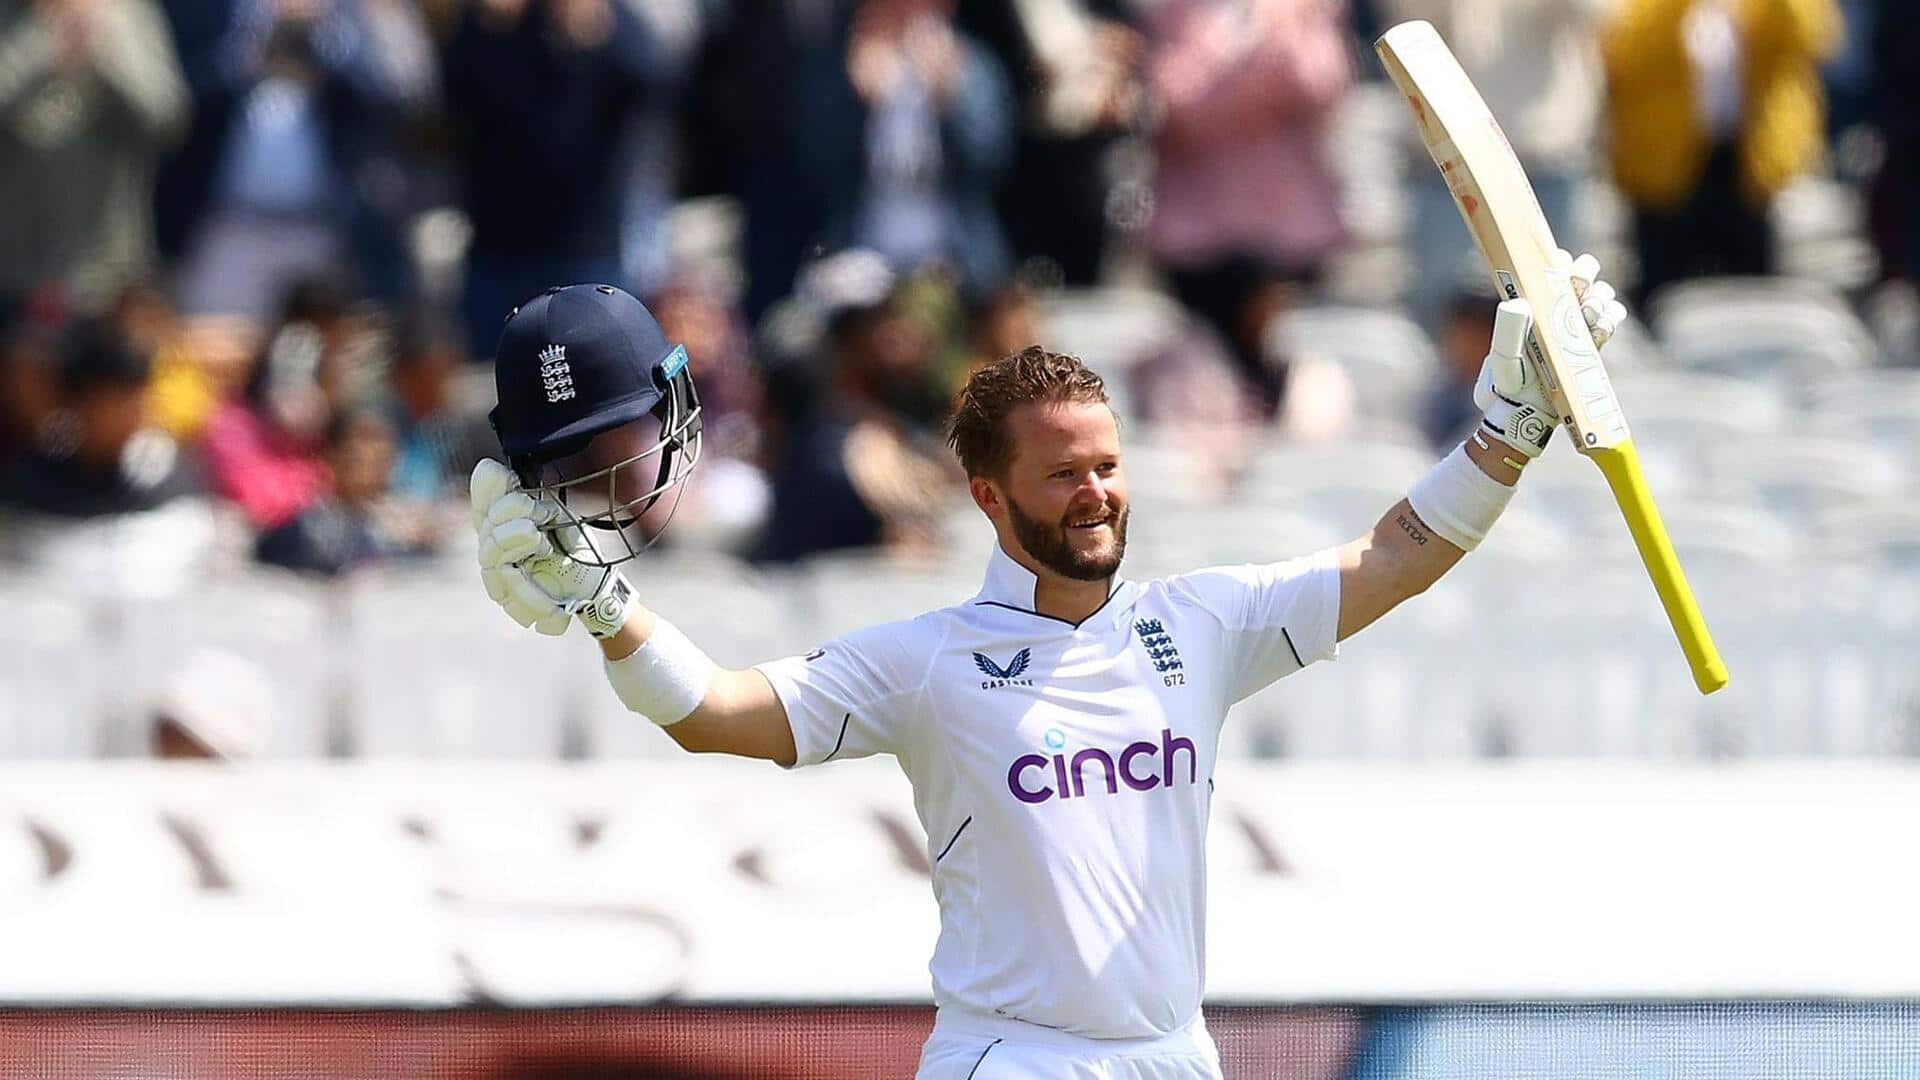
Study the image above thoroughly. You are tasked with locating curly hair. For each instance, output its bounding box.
[946,345,1111,479]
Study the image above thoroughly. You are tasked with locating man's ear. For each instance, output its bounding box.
[970,474,1002,519]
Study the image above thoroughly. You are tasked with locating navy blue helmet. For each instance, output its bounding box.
[490,284,702,565]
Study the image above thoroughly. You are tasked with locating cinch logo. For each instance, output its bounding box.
[974,649,1033,689]
[1135,618,1183,673]
[539,344,575,403]
[1007,728,1197,804]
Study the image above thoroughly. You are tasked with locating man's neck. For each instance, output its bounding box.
[1001,542,1111,625]
[1033,574,1112,626]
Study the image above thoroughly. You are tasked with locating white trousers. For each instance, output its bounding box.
[915,1008,1224,1080]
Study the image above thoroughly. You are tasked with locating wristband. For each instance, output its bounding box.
[602,616,715,726]
[1405,444,1516,552]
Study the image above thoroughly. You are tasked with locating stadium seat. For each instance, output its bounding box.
[1114,436,1226,507]
[1591,315,1669,374]
[626,552,805,665]
[1613,372,1791,446]
[1805,372,1920,465]
[0,581,101,758]
[120,573,337,758]
[1267,305,1439,418]
[342,573,579,758]
[1681,562,1909,757]
[1039,286,1188,367]
[1516,449,1641,553]
[1814,505,1920,569]
[1703,436,1906,521]
[1128,506,1344,575]
[1654,502,1797,564]
[1240,440,1435,502]
[1650,277,1876,380]
[792,553,981,643]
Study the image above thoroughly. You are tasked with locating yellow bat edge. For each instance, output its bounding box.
[1588,442,1729,694]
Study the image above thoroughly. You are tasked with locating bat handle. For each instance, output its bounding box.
[1587,441,1730,695]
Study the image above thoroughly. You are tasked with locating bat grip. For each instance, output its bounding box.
[1588,442,1729,695]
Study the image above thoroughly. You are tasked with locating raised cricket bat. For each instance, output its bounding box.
[1376,20,1728,694]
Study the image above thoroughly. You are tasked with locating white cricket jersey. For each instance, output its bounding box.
[755,543,1341,1039]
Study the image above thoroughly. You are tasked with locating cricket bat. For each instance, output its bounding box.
[1376,20,1728,695]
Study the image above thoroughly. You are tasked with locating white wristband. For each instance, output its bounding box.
[602,616,715,726]
[1405,445,1516,552]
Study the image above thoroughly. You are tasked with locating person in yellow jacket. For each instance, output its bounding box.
[1601,0,1839,306]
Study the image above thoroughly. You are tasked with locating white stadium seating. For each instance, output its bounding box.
[1650,277,1877,380]
[0,581,101,758]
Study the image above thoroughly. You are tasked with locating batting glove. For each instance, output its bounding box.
[1475,250,1626,458]
[470,459,640,639]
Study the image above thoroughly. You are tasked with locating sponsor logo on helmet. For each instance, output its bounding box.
[539,344,575,403]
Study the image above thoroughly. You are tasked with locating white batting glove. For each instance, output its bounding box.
[1474,250,1627,458]
[470,459,640,639]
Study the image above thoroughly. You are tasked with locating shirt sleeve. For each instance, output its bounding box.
[753,619,927,768]
[1167,547,1342,705]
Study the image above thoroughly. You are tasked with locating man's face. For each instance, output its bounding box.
[989,399,1128,582]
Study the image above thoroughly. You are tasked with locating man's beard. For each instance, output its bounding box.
[1006,493,1129,583]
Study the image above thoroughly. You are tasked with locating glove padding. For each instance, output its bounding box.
[470,459,639,639]
[1474,250,1627,458]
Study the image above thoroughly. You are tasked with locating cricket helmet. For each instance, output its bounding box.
[490,284,702,566]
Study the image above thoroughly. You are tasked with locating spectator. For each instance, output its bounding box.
[818,253,954,438]
[199,278,370,529]
[105,280,229,446]
[1126,316,1258,499]
[441,0,659,355]
[632,273,772,552]
[385,307,491,502]
[799,0,1016,294]
[1601,0,1841,307]
[1870,0,1918,287]
[615,0,707,298]
[0,316,215,597]
[0,0,188,311]
[948,280,1043,389]
[1380,0,1606,331]
[157,0,436,320]
[255,405,438,576]
[1419,288,1496,452]
[1144,0,1352,419]
[677,0,844,321]
[957,0,1145,284]
[751,251,953,563]
[0,312,59,474]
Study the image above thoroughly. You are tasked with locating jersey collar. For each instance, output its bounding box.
[974,541,1136,631]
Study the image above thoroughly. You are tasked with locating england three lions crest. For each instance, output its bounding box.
[539,344,575,403]
[1135,619,1183,673]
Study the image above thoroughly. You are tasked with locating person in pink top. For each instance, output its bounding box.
[1144,0,1351,418]
[200,280,367,529]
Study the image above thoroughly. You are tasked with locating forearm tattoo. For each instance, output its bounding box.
[1395,511,1430,547]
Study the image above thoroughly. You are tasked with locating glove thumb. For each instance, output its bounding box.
[1474,299,1533,410]
[470,459,518,532]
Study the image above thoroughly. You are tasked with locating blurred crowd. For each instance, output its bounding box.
[0,0,1912,590]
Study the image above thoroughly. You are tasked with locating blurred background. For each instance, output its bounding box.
[0,0,1916,1076]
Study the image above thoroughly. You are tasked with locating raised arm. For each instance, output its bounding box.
[1334,253,1628,641]
[1334,438,1515,641]
[599,612,797,764]
[470,459,799,765]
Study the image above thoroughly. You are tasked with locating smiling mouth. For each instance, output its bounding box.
[1066,511,1113,531]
